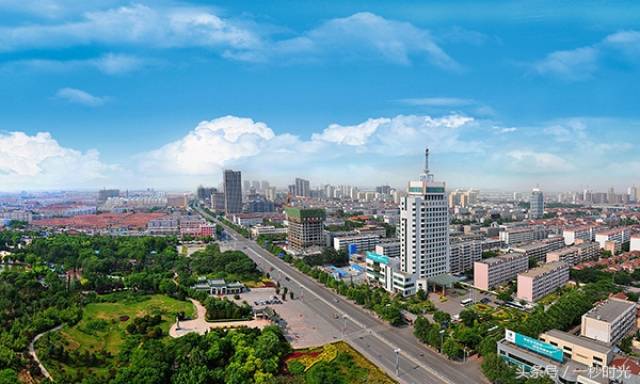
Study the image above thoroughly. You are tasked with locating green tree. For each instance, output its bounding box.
[442,338,463,360]
[305,361,345,384]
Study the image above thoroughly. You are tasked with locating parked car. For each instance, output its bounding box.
[480,298,490,304]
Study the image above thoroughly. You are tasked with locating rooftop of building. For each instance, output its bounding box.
[518,261,568,278]
[596,227,629,236]
[478,252,526,266]
[284,207,326,219]
[542,329,613,354]
[583,298,636,323]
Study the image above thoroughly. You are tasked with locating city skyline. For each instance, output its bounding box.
[1,1,640,191]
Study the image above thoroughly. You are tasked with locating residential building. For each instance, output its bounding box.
[147,216,179,235]
[223,169,243,214]
[98,189,119,204]
[375,241,401,259]
[294,178,310,197]
[529,188,544,219]
[632,235,640,252]
[333,234,380,253]
[499,225,548,245]
[167,194,187,208]
[595,227,631,255]
[400,148,450,280]
[365,252,416,297]
[211,192,225,212]
[511,237,565,264]
[563,225,599,246]
[285,207,325,255]
[232,213,264,228]
[581,298,636,344]
[546,242,600,265]
[449,236,482,274]
[474,252,528,291]
[516,261,569,302]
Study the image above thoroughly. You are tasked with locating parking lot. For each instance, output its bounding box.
[231,287,342,348]
[429,287,497,316]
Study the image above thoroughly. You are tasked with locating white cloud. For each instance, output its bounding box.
[137,116,275,175]
[0,4,260,52]
[505,150,574,173]
[1,53,149,75]
[55,87,106,106]
[311,118,388,146]
[532,29,640,80]
[533,47,599,80]
[91,53,146,74]
[0,131,113,190]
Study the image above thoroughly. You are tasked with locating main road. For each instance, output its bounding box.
[196,206,486,384]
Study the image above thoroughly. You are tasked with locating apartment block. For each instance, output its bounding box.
[595,227,630,255]
[563,225,599,246]
[632,235,640,252]
[333,234,381,253]
[546,242,600,265]
[474,252,528,291]
[499,225,548,245]
[516,261,569,302]
[449,236,482,274]
[511,236,565,264]
[580,298,637,344]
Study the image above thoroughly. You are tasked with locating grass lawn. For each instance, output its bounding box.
[283,341,397,384]
[39,293,194,381]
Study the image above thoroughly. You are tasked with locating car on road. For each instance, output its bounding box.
[285,277,290,281]
[480,298,491,304]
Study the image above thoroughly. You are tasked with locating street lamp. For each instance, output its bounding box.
[439,329,446,353]
[394,348,401,376]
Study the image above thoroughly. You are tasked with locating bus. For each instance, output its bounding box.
[461,298,474,307]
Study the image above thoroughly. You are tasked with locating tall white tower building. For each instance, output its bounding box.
[530,188,544,219]
[400,148,450,280]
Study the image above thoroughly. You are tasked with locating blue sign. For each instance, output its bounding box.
[505,330,563,362]
[348,243,358,256]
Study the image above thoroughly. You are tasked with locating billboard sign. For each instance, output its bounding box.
[505,329,563,362]
[348,243,358,256]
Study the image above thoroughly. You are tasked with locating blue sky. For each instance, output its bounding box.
[0,0,639,192]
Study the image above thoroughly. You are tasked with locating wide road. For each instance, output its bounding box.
[196,207,486,384]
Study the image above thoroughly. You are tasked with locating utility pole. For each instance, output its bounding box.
[342,314,348,338]
[394,348,401,376]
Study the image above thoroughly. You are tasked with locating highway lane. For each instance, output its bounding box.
[197,207,486,384]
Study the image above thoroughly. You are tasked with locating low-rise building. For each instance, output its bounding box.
[580,298,636,344]
[191,278,246,295]
[449,236,482,274]
[516,261,569,302]
[365,251,416,296]
[563,225,599,246]
[511,236,565,264]
[250,225,288,238]
[374,241,401,259]
[539,329,614,368]
[333,234,381,253]
[546,242,600,265]
[474,252,528,291]
[232,213,264,228]
[630,235,640,252]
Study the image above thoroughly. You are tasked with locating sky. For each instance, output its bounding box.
[0,0,639,192]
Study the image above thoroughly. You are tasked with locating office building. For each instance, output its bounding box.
[529,188,544,219]
[400,148,450,280]
[449,237,482,274]
[196,186,216,203]
[223,170,243,214]
[250,225,288,238]
[474,252,528,291]
[285,207,325,255]
[546,242,600,265]
[376,185,392,195]
[595,227,630,255]
[365,252,416,297]
[581,298,636,344]
[375,241,401,259]
[499,225,548,245]
[511,237,565,264]
[516,261,569,302]
[294,178,310,197]
[211,192,225,212]
[333,234,380,253]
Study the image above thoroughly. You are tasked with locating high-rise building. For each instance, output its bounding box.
[98,189,120,204]
[628,186,638,203]
[223,170,243,214]
[196,186,216,203]
[400,148,450,280]
[285,207,325,254]
[376,185,392,195]
[529,188,544,219]
[294,178,310,197]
